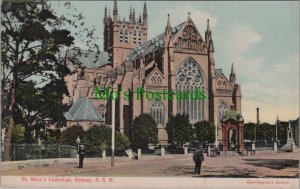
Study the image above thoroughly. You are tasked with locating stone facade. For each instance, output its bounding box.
[63,0,242,144]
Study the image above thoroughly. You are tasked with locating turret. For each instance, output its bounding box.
[143,1,148,26]
[132,8,136,23]
[230,63,236,85]
[129,6,132,22]
[205,19,212,45]
[165,14,172,36]
[113,0,118,21]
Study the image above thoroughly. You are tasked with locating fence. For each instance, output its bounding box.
[4,144,77,161]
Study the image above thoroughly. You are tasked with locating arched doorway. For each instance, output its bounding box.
[228,128,237,151]
[221,110,245,151]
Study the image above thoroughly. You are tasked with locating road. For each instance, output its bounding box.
[2,151,299,178]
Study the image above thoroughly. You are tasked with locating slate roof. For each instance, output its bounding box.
[64,97,104,122]
[71,50,111,69]
[127,22,185,62]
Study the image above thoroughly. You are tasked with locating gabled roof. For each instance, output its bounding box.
[64,97,104,122]
[145,66,164,79]
[127,22,185,62]
[69,50,111,69]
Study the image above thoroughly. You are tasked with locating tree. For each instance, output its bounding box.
[11,124,25,144]
[82,125,111,155]
[244,122,276,143]
[131,114,158,151]
[60,125,84,146]
[82,125,131,156]
[244,122,256,140]
[165,113,193,150]
[194,120,214,143]
[1,1,98,160]
[41,128,61,144]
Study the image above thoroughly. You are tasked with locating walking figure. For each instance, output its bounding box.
[78,145,85,168]
[193,144,205,175]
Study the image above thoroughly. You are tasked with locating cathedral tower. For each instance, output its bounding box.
[103,0,148,68]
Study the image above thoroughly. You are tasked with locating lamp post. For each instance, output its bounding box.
[111,85,115,167]
[76,136,81,166]
[215,122,218,147]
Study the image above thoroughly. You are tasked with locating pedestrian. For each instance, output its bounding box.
[193,144,205,175]
[78,145,86,168]
[251,142,256,156]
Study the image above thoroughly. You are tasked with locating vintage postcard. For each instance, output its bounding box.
[0,0,299,188]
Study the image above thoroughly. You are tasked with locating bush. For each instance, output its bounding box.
[82,125,131,157]
[115,132,131,156]
[194,121,214,143]
[60,125,84,146]
[131,114,158,151]
[166,113,193,149]
[42,129,61,144]
[82,125,111,156]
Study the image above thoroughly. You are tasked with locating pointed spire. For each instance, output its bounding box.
[231,63,235,74]
[132,8,136,23]
[143,1,148,25]
[207,19,211,32]
[104,6,107,19]
[113,0,118,21]
[205,19,212,44]
[230,63,236,84]
[129,6,132,22]
[165,14,172,35]
[139,13,142,23]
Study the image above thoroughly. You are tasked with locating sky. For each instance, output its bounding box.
[53,1,299,124]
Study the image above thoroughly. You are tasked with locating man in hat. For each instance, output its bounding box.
[193,144,205,175]
[78,145,86,168]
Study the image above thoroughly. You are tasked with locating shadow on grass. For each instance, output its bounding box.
[244,159,299,170]
[201,167,257,178]
[154,165,195,176]
[155,165,258,178]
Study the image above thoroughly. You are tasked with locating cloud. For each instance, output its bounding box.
[224,26,262,59]
[242,53,298,123]
[220,25,298,123]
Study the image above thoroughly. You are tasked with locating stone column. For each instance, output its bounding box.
[208,146,211,157]
[184,147,188,155]
[161,147,165,156]
[138,149,141,159]
[102,150,106,159]
[273,142,277,152]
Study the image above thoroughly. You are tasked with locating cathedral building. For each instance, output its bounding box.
[63,0,242,144]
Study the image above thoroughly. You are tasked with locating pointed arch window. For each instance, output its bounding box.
[176,58,204,123]
[120,24,129,43]
[218,101,228,127]
[149,100,164,127]
[133,26,142,44]
[98,104,105,120]
[149,72,162,85]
